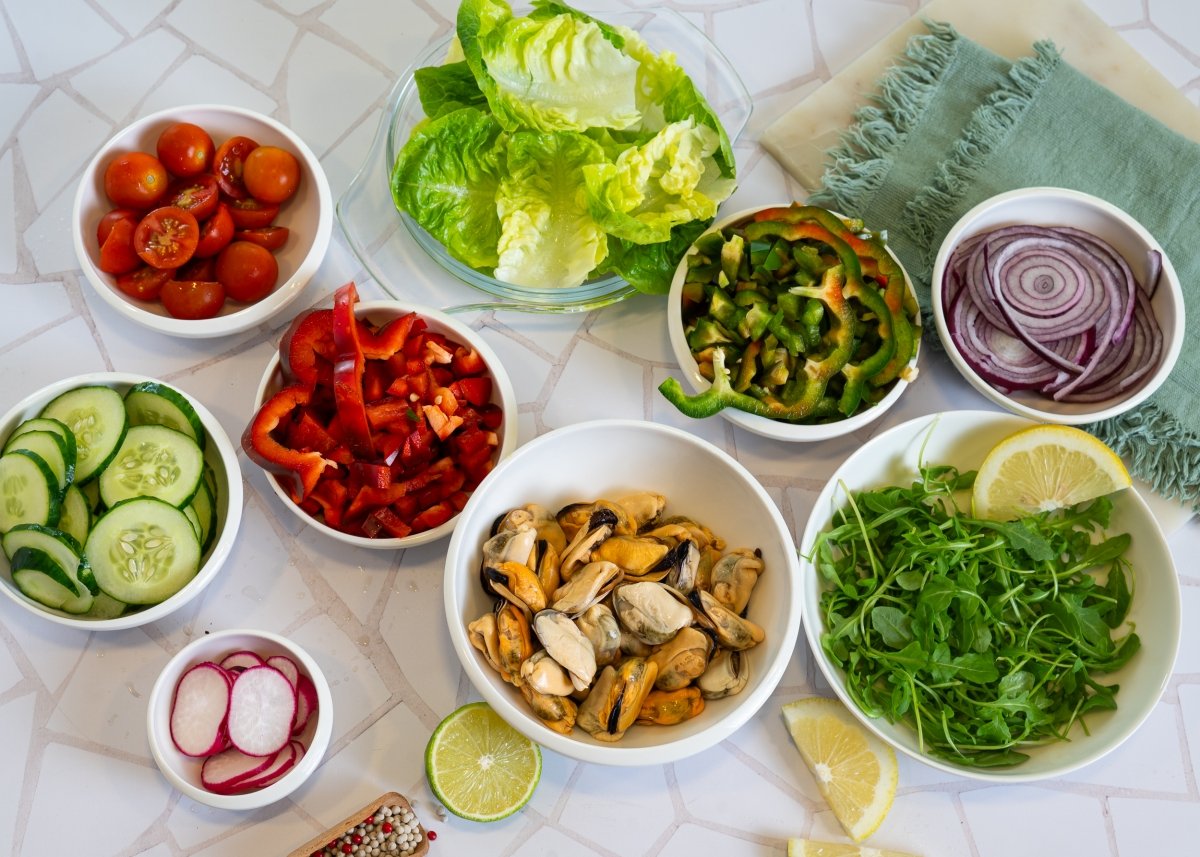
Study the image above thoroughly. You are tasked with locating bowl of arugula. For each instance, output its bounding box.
[799,410,1180,781]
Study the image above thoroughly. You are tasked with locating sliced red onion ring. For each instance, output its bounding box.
[942,222,1164,405]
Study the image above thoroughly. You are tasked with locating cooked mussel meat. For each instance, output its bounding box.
[576,657,658,742]
[649,626,712,691]
[533,609,597,692]
[612,581,694,646]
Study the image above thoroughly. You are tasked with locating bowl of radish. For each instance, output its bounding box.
[932,187,1184,424]
[146,628,333,810]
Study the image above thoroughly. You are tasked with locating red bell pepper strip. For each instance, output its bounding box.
[242,384,336,502]
[360,312,422,360]
[280,309,336,388]
[331,282,375,458]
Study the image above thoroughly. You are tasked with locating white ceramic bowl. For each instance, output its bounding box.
[667,204,922,441]
[146,628,333,810]
[800,409,1181,782]
[444,419,803,766]
[931,187,1184,424]
[73,104,333,338]
[251,300,518,549]
[0,372,243,630]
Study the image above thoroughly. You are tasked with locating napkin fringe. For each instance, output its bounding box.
[1090,407,1200,511]
[809,20,960,215]
[904,41,1062,269]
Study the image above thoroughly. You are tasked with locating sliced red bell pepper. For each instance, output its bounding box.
[359,312,422,360]
[241,384,336,502]
[449,376,492,407]
[451,347,487,376]
[285,409,341,456]
[281,309,336,388]
[363,506,413,539]
[331,282,375,458]
[350,461,392,490]
[366,397,418,431]
[411,500,455,533]
[308,478,350,528]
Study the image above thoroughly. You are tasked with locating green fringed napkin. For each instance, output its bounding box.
[810,22,1200,509]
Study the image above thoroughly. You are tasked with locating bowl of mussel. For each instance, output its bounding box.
[443,419,802,765]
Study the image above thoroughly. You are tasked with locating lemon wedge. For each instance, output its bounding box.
[782,697,898,843]
[971,424,1131,521]
[788,838,921,857]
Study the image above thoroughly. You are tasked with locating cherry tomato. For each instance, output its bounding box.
[194,203,235,258]
[115,265,174,301]
[234,226,289,251]
[227,197,280,229]
[165,174,219,221]
[216,241,278,303]
[96,208,139,245]
[213,135,258,199]
[133,206,199,269]
[162,279,226,319]
[156,122,214,177]
[104,152,169,209]
[243,145,301,204]
[176,254,217,282]
[97,217,140,274]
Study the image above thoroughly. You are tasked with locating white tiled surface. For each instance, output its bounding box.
[1,1,1198,855]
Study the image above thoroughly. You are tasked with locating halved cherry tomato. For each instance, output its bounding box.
[176,254,216,282]
[194,203,235,258]
[115,265,174,301]
[243,145,301,204]
[161,279,226,319]
[227,197,280,229]
[156,122,214,177]
[216,240,278,303]
[212,135,258,199]
[96,208,140,245]
[234,226,289,250]
[104,152,169,209]
[133,206,199,269]
[98,217,141,274]
[165,173,219,221]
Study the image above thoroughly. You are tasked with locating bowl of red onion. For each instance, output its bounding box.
[932,187,1184,424]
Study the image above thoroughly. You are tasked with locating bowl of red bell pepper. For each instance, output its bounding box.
[243,282,519,548]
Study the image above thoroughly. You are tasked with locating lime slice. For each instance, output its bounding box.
[972,425,1131,521]
[425,702,541,822]
[782,697,898,843]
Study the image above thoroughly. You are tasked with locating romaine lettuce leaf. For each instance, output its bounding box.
[390,107,507,270]
[494,131,608,288]
[582,118,735,245]
[458,0,640,133]
[601,219,710,295]
[414,61,487,120]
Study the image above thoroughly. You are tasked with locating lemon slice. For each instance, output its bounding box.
[971,424,1131,521]
[425,702,541,822]
[788,838,920,857]
[782,697,898,843]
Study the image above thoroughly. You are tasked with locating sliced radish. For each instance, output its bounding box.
[219,650,266,673]
[231,741,300,792]
[200,745,275,791]
[265,654,300,689]
[292,673,318,735]
[226,665,296,757]
[170,662,233,757]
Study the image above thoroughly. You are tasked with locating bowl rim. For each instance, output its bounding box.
[929,186,1186,425]
[0,371,244,630]
[72,103,334,339]
[145,627,334,810]
[251,299,519,549]
[442,417,804,766]
[666,202,922,442]
[337,7,753,312]
[798,408,1182,782]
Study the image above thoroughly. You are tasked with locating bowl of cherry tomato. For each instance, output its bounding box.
[244,282,519,549]
[72,104,333,338]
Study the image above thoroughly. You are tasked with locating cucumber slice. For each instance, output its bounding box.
[124,382,206,451]
[2,522,96,596]
[57,483,92,546]
[80,478,103,515]
[98,425,204,509]
[81,590,128,620]
[3,430,73,492]
[39,386,128,484]
[183,504,203,543]
[188,476,217,554]
[0,450,61,532]
[86,497,201,604]
[5,417,77,465]
[10,546,93,614]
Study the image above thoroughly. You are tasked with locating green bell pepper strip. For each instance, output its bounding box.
[752,204,917,387]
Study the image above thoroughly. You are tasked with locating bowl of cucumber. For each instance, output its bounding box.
[0,372,243,629]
